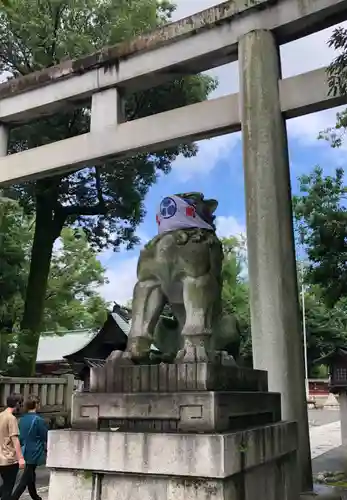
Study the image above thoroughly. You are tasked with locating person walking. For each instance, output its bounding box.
[11,395,47,500]
[0,394,25,500]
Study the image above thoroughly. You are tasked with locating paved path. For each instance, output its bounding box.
[0,468,50,499]
[22,486,49,499]
[310,420,341,459]
[308,408,340,428]
[18,468,49,499]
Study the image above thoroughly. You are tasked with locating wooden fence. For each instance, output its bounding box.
[0,374,75,427]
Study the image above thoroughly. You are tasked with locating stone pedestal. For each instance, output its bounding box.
[47,363,300,500]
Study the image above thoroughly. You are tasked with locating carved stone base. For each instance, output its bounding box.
[47,423,299,500]
[90,362,268,393]
[71,390,281,432]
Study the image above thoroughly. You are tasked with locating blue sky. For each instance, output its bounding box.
[98,0,347,304]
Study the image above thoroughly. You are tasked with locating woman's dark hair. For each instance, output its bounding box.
[24,394,40,412]
[6,393,23,409]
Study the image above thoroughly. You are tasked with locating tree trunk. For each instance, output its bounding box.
[15,199,58,375]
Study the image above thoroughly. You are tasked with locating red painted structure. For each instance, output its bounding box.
[308,379,329,398]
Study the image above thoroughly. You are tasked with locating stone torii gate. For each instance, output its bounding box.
[1,0,347,494]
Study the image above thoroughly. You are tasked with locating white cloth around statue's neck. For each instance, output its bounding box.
[156,195,213,234]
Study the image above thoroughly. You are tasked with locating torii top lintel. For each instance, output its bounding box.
[0,0,346,101]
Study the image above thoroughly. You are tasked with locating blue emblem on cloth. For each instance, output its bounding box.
[160,197,177,219]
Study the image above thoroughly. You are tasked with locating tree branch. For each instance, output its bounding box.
[50,3,67,65]
[61,202,111,218]
[45,291,57,301]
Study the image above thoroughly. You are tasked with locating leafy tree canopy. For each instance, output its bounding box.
[220,236,252,363]
[293,166,347,307]
[302,285,347,372]
[293,162,347,371]
[43,227,109,332]
[0,203,109,374]
[319,27,347,146]
[0,0,216,374]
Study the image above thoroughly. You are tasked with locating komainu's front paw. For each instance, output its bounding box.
[106,350,133,365]
[174,337,237,365]
[106,337,152,364]
[175,339,210,363]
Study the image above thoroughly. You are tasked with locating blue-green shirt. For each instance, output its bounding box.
[19,413,48,466]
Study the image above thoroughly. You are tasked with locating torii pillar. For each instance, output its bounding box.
[239,29,312,492]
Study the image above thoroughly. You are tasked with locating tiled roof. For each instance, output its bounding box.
[36,310,159,363]
[111,312,130,335]
[36,330,96,363]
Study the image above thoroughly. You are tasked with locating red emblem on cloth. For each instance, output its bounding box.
[186,206,196,217]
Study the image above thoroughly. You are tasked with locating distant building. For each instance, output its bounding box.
[35,304,159,387]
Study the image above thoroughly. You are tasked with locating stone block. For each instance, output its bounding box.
[48,470,95,500]
[71,390,281,432]
[47,422,296,477]
[49,467,297,500]
[47,422,299,500]
[89,362,268,393]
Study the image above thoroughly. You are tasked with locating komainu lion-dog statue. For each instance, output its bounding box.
[110,192,240,364]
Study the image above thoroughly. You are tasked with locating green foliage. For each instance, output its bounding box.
[0,0,172,73]
[293,166,347,307]
[0,204,109,373]
[294,26,347,368]
[318,109,347,148]
[326,27,347,97]
[320,28,347,146]
[300,286,347,373]
[293,163,347,369]
[219,231,347,369]
[0,200,31,371]
[220,236,252,363]
[0,201,30,328]
[0,0,216,374]
[1,0,216,251]
[43,228,108,332]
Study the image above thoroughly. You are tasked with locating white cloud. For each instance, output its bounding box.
[173,0,221,19]
[280,25,345,79]
[287,106,343,147]
[173,133,241,182]
[174,0,345,78]
[98,1,347,303]
[52,237,63,254]
[96,229,150,267]
[96,229,150,305]
[99,256,138,305]
[170,0,347,177]
[137,230,150,245]
[99,214,246,305]
[216,215,245,239]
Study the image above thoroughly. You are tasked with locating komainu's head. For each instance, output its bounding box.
[175,192,218,228]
